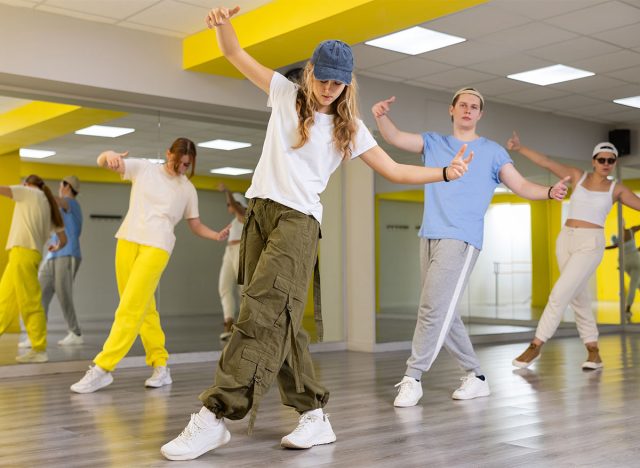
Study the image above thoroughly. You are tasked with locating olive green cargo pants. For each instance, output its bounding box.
[199,198,329,426]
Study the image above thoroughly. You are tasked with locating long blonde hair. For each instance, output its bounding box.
[292,63,359,160]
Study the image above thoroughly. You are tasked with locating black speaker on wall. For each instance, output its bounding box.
[609,129,630,156]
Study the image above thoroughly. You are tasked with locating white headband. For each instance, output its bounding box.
[592,142,618,157]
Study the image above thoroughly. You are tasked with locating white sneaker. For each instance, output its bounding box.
[58,332,84,346]
[393,376,423,407]
[15,350,48,363]
[161,408,231,461]
[145,366,172,388]
[18,337,32,349]
[70,366,113,394]
[451,372,490,400]
[280,409,336,449]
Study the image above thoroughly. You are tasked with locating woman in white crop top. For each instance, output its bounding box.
[507,132,640,371]
[70,138,229,395]
[217,184,247,340]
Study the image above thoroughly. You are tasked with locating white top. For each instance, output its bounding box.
[116,159,199,254]
[6,185,59,252]
[245,72,377,223]
[566,172,615,227]
[228,217,244,242]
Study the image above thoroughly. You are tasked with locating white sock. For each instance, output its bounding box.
[94,365,108,374]
[304,408,324,417]
[199,406,220,425]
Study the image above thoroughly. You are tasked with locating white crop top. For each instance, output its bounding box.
[566,172,615,227]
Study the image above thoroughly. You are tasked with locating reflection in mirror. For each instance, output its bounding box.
[0,95,344,368]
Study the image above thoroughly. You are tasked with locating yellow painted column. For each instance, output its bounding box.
[0,151,21,332]
[530,200,562,312]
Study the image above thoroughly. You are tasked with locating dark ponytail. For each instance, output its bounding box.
[24,174,64,229]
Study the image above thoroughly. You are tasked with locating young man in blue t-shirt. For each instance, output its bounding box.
[372,88,569,406]
[20,176,84,349]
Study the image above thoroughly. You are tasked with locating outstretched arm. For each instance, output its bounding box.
[97,150,129,175]
[187,217,230,241]
[359,144,473,185]
[371,96,424,154]
[206,6,273,94]
[0,186,13,199]
[500,163,570,201]
[506,131,581,185]
[618,184,640,212]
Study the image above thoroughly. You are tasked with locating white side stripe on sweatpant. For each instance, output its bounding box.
[427,245,475,370]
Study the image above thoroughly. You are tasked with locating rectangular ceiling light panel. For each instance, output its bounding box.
[365,26,466,55]
[507,65,594,86]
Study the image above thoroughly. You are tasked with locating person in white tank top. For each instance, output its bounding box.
[507,133,640,371]
[217,184,246,340]
[606,223,640,323]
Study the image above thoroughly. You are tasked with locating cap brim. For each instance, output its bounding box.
[313,66,351,85]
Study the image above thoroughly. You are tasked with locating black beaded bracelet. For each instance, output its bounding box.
[547,186,553,199]
[443,166,450,182]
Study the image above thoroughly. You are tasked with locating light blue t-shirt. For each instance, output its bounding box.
[47,198,83,259]
[419,132,512,250]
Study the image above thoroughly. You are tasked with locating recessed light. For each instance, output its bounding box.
[209,167,253,176]
[198,139,252,151]
[19,148,56,159]
[75,125,135,137]
[613,95,640,109]
[507,65,594,86]
[365,26,465,55]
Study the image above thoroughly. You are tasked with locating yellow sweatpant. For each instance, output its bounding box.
[94,239,170,372]
[0,247,47,351]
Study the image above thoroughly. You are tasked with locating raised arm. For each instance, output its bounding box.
[97,150,129,175]
[0,186,13,199]
[506,131,581,185]
[55,196,70,212]
[187,217,230,242]
[500,163,569,201]
[617,184,640,212]
[206,6,273,94]
[371,96,424,154]
[219,183,246,219]
[359,144,473,185]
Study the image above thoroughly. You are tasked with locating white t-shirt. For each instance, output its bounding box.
[116,159,199,254]
[245,72,377,223]
[228,217,244,242]
[6,185,58,252]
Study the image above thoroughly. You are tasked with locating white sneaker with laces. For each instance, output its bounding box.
[15,350,48,363]
[281,409,336,449]
[145,366,172,388]
[451,372,490,400]
[393,376,423,407]
[58,332,84,346]
[18,337,32,349]
[161,408,230,461]
[70,366,113,393]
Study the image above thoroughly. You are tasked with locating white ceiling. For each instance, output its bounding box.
[2,0,640,174]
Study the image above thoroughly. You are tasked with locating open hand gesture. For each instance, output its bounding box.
[549,176,571,200]
[506,131,521,151]
[206,6,240,28]
[105,151,128,171]
[446,144,474,181]
[372,96,396,118]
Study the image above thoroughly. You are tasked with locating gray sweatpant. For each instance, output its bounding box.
[39,256,82,336]
[405,238,482,380]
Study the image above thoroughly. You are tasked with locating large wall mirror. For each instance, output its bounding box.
[0,93,344,367]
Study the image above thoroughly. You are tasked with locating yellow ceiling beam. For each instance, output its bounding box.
[184,0,487,78]
[0,102,126,155]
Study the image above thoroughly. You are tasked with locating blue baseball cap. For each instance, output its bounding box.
[310,40,353,85]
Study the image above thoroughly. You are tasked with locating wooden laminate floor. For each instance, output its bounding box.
[1,334,640,467]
